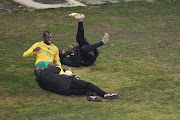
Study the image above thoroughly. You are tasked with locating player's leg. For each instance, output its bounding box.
[76,22,90,47]
[80,33,109,53]
[81,32,109,52]
[69,79,92,96]
[35,61,51,69]
[36,62,72,75]
[35,61,60,69]
[70,78,107,97]
[80,41,103,53]
[69,13,89,47]
[69,78,104,102]
[87,82,119,99]
[80,33,109,60]
[47,62,58,68]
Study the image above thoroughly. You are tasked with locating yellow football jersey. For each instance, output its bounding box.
[23,41,61,67]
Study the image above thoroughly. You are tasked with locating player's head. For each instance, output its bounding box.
[43,31,52,45]
[34,66,44,76]
[59,48,66,56]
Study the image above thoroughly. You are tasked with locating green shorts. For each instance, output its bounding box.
[35,61,50,69]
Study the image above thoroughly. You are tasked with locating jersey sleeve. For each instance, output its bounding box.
[54,47,62,67]
[23,43,38,57]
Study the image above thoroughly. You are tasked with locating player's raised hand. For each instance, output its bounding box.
[68,45,74,54]
[33,47,41,52]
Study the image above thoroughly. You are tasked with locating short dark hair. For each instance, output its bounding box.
[34,67,44,76]
[43,31,51,37]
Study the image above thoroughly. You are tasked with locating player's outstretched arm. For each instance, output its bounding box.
[23,43,40,57]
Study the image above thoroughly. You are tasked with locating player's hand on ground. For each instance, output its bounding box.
[33,47,41,52]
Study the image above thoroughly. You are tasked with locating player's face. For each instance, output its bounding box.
[59,48,66,55]
[44,33,52,45]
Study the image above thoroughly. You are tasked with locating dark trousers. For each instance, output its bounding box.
[69,78,106,97]
[76,22,103,59]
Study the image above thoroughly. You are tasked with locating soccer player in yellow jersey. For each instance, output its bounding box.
[23,31,72,75]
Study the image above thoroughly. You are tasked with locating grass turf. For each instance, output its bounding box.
[0,0,180,120]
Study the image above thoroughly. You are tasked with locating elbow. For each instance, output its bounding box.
[23,52,28,57]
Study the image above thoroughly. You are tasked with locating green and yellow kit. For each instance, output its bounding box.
[23,41,61,67]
